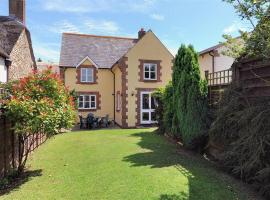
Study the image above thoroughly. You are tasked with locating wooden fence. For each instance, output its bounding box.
[205,69,232,106]
[232,57,270,97]
[0,114,46,178]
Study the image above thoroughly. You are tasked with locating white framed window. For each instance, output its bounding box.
[81,68,94,83]
[116,92,121,111]
[78,95,96,109]
[144,63,157,80]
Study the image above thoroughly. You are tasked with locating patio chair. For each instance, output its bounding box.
[87,113,98,129]
[101,114,110,128]
[79,115,87,129]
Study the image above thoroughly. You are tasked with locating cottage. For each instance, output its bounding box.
[0,0,36,83]
[60,29,174,128]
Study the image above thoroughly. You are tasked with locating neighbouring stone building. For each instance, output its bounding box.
[0,0,36,83]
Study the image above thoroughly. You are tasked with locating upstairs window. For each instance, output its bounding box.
[81,68,93,83]
[78,95,96,109]
[144,63,157,80]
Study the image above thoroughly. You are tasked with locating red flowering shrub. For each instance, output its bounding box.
[2,68,76,173]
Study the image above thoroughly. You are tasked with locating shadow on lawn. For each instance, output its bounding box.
[0,169,42,196]
[123,131,236,200]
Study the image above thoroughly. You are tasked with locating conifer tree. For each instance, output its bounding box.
[171,44,208,148]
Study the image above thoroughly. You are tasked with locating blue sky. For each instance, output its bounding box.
[0,0,252,63]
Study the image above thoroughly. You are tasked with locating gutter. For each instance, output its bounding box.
[110,68,116,122]
[209,51,215,73]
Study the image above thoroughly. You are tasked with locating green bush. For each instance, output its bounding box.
[2,68,76,173]
[210,86,270,198]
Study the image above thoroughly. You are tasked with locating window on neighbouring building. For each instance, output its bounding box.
[78,94,96,109]
[81,68,94,82]
[0,58,7,83]
[144,63,157,80]
[116,92,121,111]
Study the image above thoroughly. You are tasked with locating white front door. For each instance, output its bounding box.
[140,91,157,124]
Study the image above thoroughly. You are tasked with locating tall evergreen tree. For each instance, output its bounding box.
[172,44,208,148]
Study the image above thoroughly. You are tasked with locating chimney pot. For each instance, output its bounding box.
[138,28,146,39]
[9,0,26,24]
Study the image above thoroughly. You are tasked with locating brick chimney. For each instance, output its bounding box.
[9,0,26,24]
[138,28,146,40]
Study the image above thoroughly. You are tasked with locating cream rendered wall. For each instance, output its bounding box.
[0,57,7,83]
[125,31,174,127]
[198,53,212,79]
[112,65,122,126]
[215,46,235,72]
[199,45,235,79]
[64,59,114,119]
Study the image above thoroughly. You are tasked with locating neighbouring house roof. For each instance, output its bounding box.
[37,61,60,74]
[60,32,138,68]
[0,16,36,67]
[199,43,223,55]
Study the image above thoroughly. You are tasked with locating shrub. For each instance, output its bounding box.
[209,86,270,198]
[2,68,76,173]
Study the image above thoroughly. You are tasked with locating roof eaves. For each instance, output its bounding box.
[199,43,224,55]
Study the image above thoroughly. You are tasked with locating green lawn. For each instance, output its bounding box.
[0,129,249,200]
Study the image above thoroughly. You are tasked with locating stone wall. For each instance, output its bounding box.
[8,29,35,81]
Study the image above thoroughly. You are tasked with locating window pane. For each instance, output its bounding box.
[85,102,90,108]
[79,96,83,101]
[142,94,150,109]
[145,72,150,79]
[91,96,95,102]
[78,96,83,108]
[87,69,93,82]
[150,72,156,79]
[142,112,149,121]
[91,102,96,108]
[144,64,150,71]
[81,69,86,82]
[84,95,90,102]
[79,102,83,108]
[150,64,156,72]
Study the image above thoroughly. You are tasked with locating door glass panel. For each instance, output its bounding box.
[151,111,156,121]
[142,112,149,121]
[142,94,149,109]
[151,97,157,109]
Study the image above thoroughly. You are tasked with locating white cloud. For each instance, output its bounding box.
[49,21,80,33]
[40,0,156,13]
[45,19,120,35]
[33,44,60,63]
[150,14,165,21]
[84,19,119,34]
[223,21,247,34]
